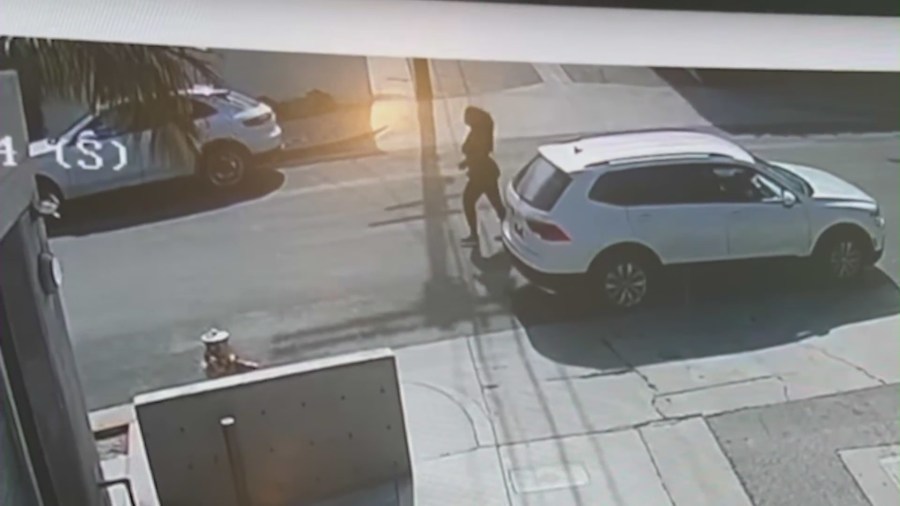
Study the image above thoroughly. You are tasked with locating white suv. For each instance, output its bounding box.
[29,86,283,203]
[502,129,886,309]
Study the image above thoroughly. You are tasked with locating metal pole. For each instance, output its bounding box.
[220,416,252,506]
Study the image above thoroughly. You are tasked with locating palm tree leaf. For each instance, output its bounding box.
[1,37,219,162]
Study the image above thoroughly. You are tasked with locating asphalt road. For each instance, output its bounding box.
[710,384,900,506]
[49,130,899,410]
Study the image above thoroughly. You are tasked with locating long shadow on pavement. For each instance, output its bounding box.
[516,261,900,371]
[264,259,897,370]
[413,59,477,330]
[47,169,285,238]
[267,62,506,363]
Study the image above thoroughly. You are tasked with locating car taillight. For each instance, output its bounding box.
[242,112,272,127]
[527,219,570,242]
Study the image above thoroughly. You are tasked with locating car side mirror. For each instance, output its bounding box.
[69,129,97,146]
[782,190,798,208]
[77,129,97,140]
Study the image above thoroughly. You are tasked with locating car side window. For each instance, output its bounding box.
[589,168,657,206]
[589,167,651,206]
[83,108,128,140]
[665,164,723,204]
[81,101,183,140]
[191,100,217,120]
[589,164,720,206]
[711,165,782,203]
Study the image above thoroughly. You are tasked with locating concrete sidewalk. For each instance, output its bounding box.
[91,309,899,505]
[395,311,899,505]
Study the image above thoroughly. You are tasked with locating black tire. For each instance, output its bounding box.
[200,143,250,189]
[589,250,658,310]
[814,230,870,283]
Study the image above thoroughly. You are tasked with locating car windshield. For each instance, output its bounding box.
[209,90,259,110]
[755,156,811,196]
[49,113,93,141]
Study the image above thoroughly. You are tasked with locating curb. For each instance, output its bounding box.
[260,127,384,168]
[90,403,136,438]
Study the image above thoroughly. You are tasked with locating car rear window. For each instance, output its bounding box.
[514,156,572,211]
[211,90,260,110]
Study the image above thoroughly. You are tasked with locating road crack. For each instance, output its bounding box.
[807,344,888,386]
[600,338,667,419]
[543,368,632,383]
[637,428,677,506]
[406,380,484,447]
[496,413,700,448]
[653,374,781,399]
[423,443,493,463]
[775,373,791,402]
[650,374,786,418]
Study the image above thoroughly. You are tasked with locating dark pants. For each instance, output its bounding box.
[463,176,506,237]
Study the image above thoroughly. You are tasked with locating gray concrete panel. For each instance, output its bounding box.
[135,349,412,506]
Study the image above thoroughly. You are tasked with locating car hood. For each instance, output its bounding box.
[772,162,875,204]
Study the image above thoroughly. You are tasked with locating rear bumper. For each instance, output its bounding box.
[246,123,284,158]
[502,236,581,291]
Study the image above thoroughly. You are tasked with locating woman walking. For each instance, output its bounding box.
[458,106,506,246]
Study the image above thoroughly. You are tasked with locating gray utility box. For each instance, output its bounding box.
[134,348,413,506]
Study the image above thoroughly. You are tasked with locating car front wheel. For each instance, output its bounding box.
[590,252,656,310]
[816,233,869,282]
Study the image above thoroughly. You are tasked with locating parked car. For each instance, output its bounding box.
[502,129,886,309]
[29,85,283,203]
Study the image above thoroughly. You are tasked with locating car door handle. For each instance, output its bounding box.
[635,212,651,220]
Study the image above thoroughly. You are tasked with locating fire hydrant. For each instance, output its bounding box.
[201,328,260,379]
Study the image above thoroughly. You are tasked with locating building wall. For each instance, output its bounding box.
[211,49,370,103]
[0,338,41,506]
[39,98,87,139]
[39,49,372,140]
[1,70,106,506]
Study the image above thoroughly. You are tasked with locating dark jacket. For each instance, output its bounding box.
[461,110,499,181]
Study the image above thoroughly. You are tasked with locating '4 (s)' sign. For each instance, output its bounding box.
[0,134,128,170]
[56,135,129,171]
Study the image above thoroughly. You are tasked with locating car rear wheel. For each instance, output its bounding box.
[201,144,249,188]
[590,251,656,310]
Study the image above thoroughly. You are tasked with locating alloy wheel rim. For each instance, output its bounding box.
[210,153,244,186]
[829,240,862,279]
[604,261,648,307]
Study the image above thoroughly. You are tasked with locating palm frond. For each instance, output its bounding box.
[0,37,219,162]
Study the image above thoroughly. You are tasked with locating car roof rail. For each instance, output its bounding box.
[576,127,711,143]
[601,152,735,166]
[552,127,717,148]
